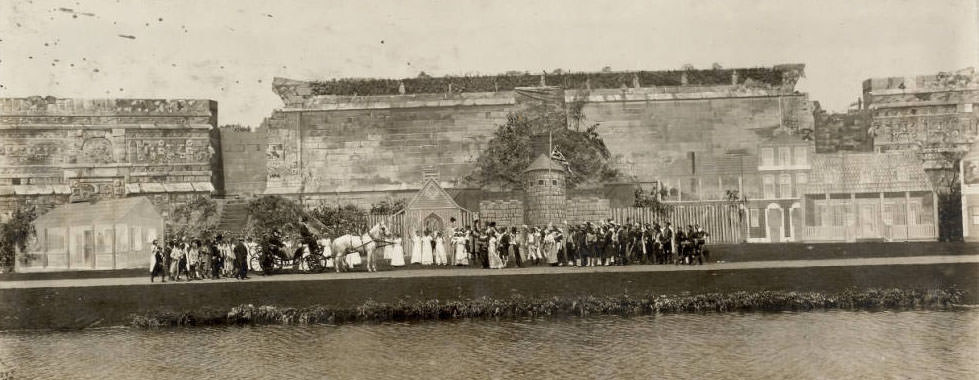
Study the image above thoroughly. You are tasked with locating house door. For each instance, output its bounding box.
[859,203,880,239]
[766,208,783,242]
[790,207,803,241]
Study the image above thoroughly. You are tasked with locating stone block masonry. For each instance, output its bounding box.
[566,197,611,224]
[523,168,567,227]
[258,66,813,202]
[478,199,523,228]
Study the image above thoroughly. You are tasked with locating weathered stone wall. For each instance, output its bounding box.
[566,197,611,224]
[477,199,523,228]
[260,81,813,205]
[263,92,515,196]
[579,89,812,182]
[867,89,979,151]
[219,126,268,196]
[0,97,218,218]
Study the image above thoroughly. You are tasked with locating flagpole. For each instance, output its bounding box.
[549,130,553,157]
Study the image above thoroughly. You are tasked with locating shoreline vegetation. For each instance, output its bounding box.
[130,288,966,329]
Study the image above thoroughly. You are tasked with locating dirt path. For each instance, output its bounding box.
[3,254,977,289]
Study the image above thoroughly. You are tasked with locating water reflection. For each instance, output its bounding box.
[1,310,977,379]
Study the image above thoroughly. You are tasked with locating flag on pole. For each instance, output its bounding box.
[550,147,573,175]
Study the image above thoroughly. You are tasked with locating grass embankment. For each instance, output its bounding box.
[130,287,966,328]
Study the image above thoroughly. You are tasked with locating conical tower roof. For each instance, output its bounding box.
[523,154,566,173]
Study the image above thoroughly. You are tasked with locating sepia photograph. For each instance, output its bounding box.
[0,0,977,378]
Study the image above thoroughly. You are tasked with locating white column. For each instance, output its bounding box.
[931,192,939,240]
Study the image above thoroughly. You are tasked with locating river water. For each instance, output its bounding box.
[1,310,976,379]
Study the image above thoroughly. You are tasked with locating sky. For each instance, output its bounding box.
[1,0,976,126]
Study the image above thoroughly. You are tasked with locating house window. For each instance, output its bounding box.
[762,175,775,199]
[778,174,792,198]
[750,209,760,227]
[778,147,791,167]
[815,201,828,226]
[11,178,20,185]
[551,180,557,186]
[114,224,129,252]
[972,206,979,225]
[46,227,66,253]
[760,147,774,167]
[538,180,544,185]
[958,103,973,113]
[132,226,143,251]
[793,146,808,166]
[795,173,807,197]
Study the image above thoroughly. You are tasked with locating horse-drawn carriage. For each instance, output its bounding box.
[248,222,394,274]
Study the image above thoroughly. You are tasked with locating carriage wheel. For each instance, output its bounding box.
[305,255,324,273]
[249,256,261,273]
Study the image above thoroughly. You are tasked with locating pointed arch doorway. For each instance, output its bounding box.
[422,213,444,235]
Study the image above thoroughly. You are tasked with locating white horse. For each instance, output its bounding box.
[330,223,388,273]
[330,234,364,273]
[331,233,380,272]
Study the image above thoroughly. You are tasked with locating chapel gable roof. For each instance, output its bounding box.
[404,178,470,212]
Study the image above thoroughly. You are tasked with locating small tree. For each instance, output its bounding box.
[370,198,406,215]
[931,150,964,241]
[467,100,619,189]
[633,188,673,218]
[0,204,37,271]
[309,202,369,237]
[725,189,751,242]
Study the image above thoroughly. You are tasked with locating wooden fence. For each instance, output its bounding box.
[610,203,745,244]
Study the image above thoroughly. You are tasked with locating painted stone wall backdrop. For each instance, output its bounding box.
[478,199,524,228]
[566,197,611,224]
[262,92,515,196]
[580,91,812,182]
[0,97,218,218]
[261,74,812,204]
[220,127,268,196]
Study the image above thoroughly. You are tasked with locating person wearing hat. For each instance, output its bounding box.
[233,236,250,280]
[661,222,675,264]
[150,239,166,283]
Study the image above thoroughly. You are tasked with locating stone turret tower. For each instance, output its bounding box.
[523,154,567,226]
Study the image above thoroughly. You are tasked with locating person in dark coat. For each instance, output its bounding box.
[150,239,166,283]
[210,237,223,279]
[233,237,249,279]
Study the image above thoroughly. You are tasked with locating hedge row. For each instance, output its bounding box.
[308,68,786,96]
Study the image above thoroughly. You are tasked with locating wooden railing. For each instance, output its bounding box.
[803,226,848,242]
[805,224,936,242]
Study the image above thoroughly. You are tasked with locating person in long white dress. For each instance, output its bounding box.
[390,235,405,267]
[410,230,423,265]
[434,231,447,266]
[383,232,394,261]
[544,226,559,265]
[421,230,434,265]
[453,231,469,266]
[488,231,505,269]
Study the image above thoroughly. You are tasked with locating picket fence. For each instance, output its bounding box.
[609,203,745,244]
